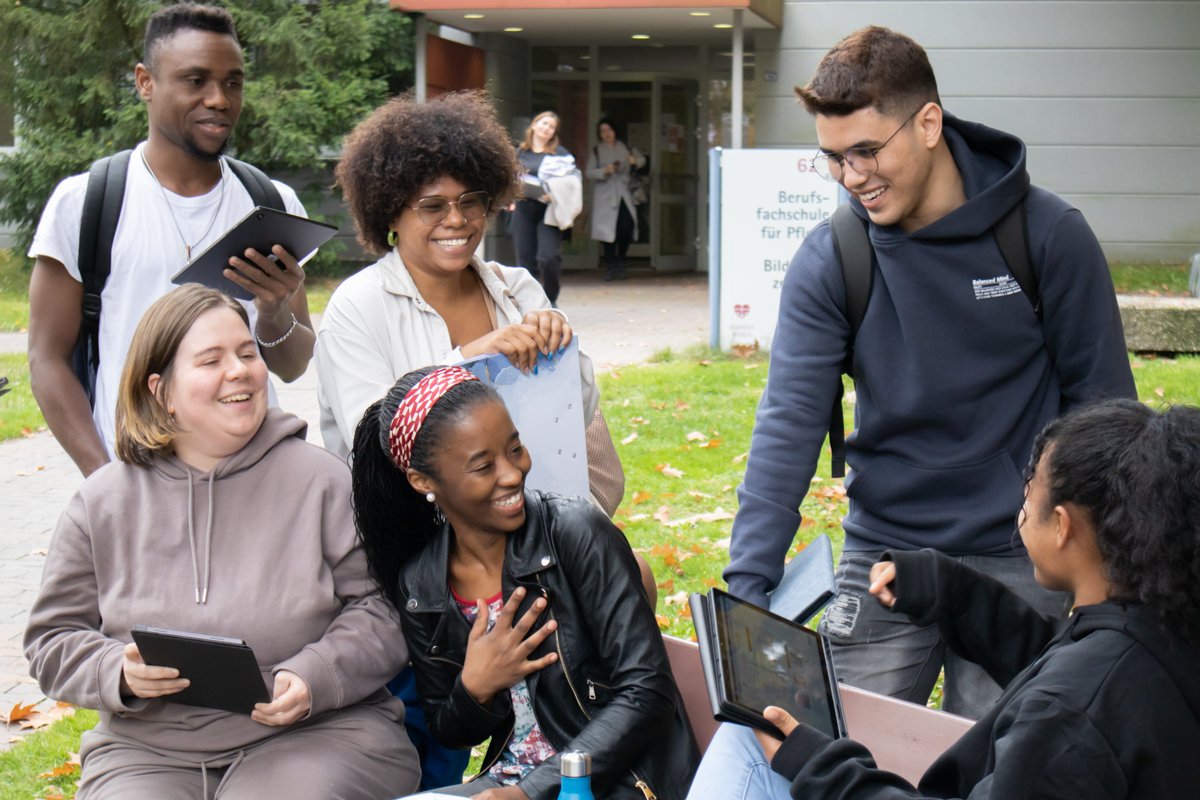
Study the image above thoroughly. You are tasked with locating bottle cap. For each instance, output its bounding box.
[560,751,592,777]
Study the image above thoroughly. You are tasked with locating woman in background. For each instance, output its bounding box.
[512,111,573,304]
[586,119,645,282]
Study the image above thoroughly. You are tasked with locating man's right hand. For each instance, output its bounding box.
[868,561,899,608]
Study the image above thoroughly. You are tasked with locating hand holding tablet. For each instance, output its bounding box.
[690,588,847,740]
[131,625,271,714]
[171,207,337,301]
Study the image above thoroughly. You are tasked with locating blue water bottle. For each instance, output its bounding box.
[558,751,594,800]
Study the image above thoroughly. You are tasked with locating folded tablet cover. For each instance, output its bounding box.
[691,589,846,739]
[131,625,271,714]
[767,533,836,623]
[171,207,337,301]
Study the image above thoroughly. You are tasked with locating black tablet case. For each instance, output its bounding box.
[690,589,846,739]
[767,533,836,623]
[171,206,337,301]
[131,625,271,714]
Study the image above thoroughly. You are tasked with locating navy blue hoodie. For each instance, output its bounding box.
[725,114,1135,605]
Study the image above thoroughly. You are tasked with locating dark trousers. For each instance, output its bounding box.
[511,198,563,304]
[601,203,636,272]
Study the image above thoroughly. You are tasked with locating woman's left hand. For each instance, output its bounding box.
[523,310,572,354]
[753,706,801,763]
[252,669,311,726]
[225,244,305,323]
[471,786,528,800]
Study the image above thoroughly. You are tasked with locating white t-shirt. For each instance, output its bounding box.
[29,142,307,454]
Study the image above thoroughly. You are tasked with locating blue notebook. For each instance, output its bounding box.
[767,534,836,623]
[457,339,589,501]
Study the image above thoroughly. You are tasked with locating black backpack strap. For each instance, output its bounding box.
[75,149,132,408]
[994,198,1039,319]
[226,157,284,211]
[828,205,873,479]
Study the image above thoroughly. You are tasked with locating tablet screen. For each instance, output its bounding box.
[712,589,840,738]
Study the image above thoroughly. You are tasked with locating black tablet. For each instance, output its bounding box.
[171,206,337,301]
[131,624,271,714]
[691,588,846,739]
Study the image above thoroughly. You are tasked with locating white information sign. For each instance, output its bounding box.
[717,149,840,350]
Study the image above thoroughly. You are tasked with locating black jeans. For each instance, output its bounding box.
[511,198,563,304]
[601,202,636,265]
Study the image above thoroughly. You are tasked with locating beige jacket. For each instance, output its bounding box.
[315,252,599,459]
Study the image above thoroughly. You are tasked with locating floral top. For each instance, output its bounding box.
[455,589,558,783]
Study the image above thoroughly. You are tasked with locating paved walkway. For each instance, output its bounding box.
[0,270,709,745]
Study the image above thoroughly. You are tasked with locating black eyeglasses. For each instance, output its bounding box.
[405,191,492,225]
[810,108,921,183]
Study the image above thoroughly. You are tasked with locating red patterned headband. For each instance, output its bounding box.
[388,366,480,472]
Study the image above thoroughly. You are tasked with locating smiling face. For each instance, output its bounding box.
[412,399,532,539]
[531,113,558,147]
[150,306,267,471]
[136,29,244,161]
[814,104,938,230]
[392,175,488,278]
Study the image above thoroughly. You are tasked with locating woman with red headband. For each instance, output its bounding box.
[350,366,698,800]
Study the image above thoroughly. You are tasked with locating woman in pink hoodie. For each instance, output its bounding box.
[24,284,419,799]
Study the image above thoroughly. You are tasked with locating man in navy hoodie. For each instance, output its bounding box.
[723,26,1135,718]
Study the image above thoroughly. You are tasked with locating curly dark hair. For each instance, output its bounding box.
[795,25,941,118]
[334,90,521,254]
[1027,399,1200,646]
[350,366,503,612]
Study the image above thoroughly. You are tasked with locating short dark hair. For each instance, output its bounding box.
[144,4,239,72]
[350,367,502,611]
[795,26,940,118]
[596,117,623,141]
[334,90,521,255]
[1027,399,1200,646]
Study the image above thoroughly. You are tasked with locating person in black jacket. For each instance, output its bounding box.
[351,366,698,800]
[688,399,1200,799]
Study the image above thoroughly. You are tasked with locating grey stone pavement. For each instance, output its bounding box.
[0,269,709,747]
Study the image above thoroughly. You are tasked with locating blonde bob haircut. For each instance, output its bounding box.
[520,110,560,152]
[115,284,250,467]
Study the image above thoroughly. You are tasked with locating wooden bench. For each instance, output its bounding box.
[664,635,973,786]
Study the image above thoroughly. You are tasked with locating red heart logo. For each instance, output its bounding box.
[734,304,750,318]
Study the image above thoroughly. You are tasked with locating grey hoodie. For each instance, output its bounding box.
[24,409,407,761]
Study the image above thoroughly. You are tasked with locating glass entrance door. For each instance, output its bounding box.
[653,77,699,270]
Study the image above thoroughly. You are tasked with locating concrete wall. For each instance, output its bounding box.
[753,1,1200,262]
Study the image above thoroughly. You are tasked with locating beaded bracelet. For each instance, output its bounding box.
[256,312,299,348]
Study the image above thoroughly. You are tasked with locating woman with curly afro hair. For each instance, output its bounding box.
[690,398,1200,800]
[316,90,599,462]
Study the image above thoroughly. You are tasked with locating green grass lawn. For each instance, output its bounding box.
[1109,261,1191,296]
[0,250,30,333]
[0,709,96,800]
[0,353,45,441]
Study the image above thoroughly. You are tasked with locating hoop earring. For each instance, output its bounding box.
[425,492,436,504]
[387,229,398,247]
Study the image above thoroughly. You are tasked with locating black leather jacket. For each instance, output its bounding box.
[397,492,699,800]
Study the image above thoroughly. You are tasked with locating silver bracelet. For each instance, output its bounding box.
[256,312,299,348]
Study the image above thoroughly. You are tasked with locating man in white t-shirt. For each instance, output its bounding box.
[28,3,314,476]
